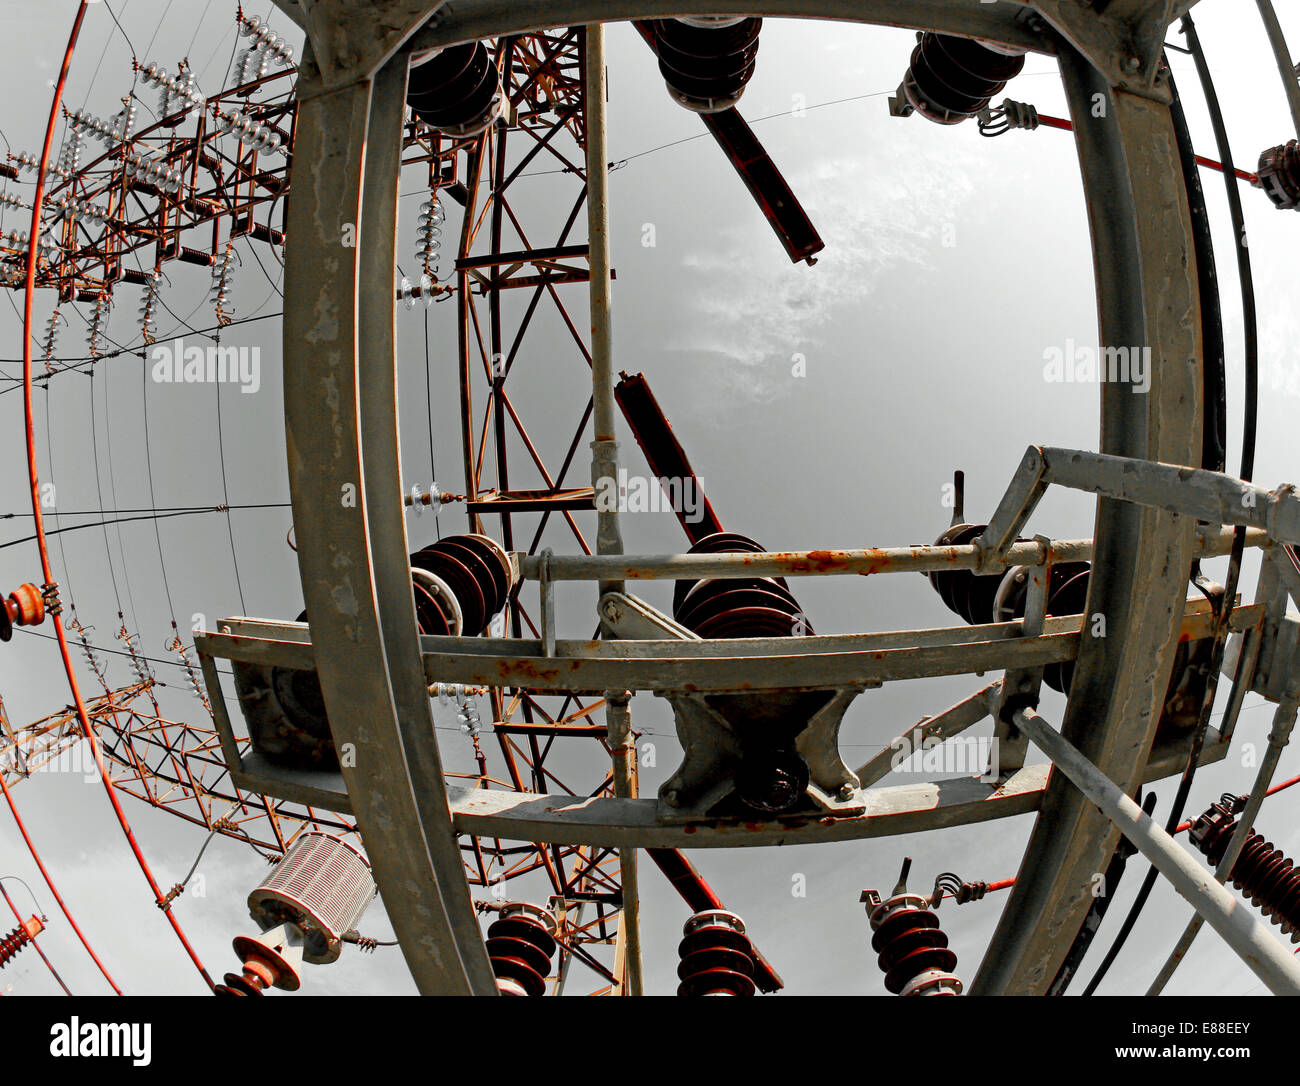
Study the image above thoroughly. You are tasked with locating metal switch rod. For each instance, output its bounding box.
[1010,707,1300,995]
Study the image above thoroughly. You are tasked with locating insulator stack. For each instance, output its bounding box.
[396,273,436,308]
[69,616,109,689]
[124,151,183,194]
[170,630,211,712]
[86,295,111,358]
[68,104,134,147]
[1191,801,1300,941]
[234,537,511,770]
[410,533,513,636]
[210,242,236,325]
[0,916,44,969]
[0,191,26,212]
[139,61,205,118]
[407,42,503,136]
[57,119,83,175]
[239,14,295,69]
[650,17,762,113]
[138,271,162,344]
[1257,140,1300,210]
[214,108,285,155]
[677,909,757,996]
[1,583,45,642]
[52,193,110,226]
[12,153,69,182]
[901,32,1026,125]
[863,860,962,996]
[416,197,444,279]
[42,309,62,370]
[485,902,557,996]
[672,532,811,639]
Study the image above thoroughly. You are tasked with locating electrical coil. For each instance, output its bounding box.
[902,32,1026,125]
[1191,801,1300,941]
[650,17,762,113]
[677,909,757,996]
[485,902,557,996]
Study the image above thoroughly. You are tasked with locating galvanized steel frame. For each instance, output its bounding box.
[275,0,1212,994]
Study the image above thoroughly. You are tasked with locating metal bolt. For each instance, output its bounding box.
[1124,56,1141,72]
[837,783,856,802]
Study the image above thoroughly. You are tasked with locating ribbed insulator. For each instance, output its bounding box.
[0,918,42,969]
[677,910,756,996]
[1191,802,1300,941]
[486,903,557,996]
[416,197,444,279]
[651,17,762,113]
[410,533,513,636]
[42,309,62,368]
[902,32,1026,125]
[672,532,811,639]
[407,41,503,136]
[868,892,962,995]
[214,108,284,154]
[214,968,272,996]
[138,271,162,344]
[1258,140,1300,210]
[210,243,235,324]
[86,295,111,359]
[0,191,26,211]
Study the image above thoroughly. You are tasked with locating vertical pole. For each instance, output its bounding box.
[1011,707,1300,995]
[606,692,642,995]
[584,22,624,596]
[1256,0,1300,140]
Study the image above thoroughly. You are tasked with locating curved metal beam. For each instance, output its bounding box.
[971,47,1203,995]
[282,42,496,994]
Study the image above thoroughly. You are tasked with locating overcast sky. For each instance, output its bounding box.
[1,0,1299,997]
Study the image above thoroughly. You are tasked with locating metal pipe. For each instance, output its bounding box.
[1146,690,1299,994]
[519,527,1265,583]
[1256,0,1300,140]
[605,694,642,995]
[1010,707,1300,996]
[584,23,625,592]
